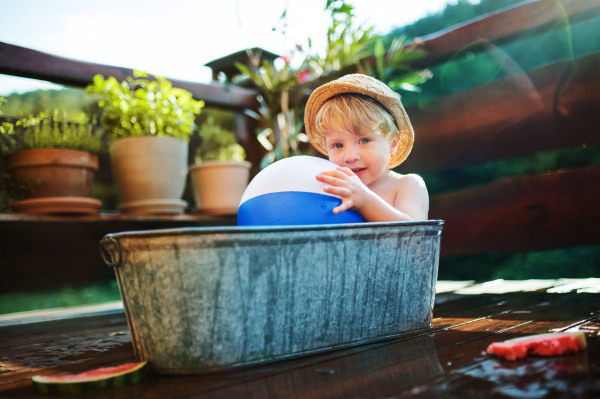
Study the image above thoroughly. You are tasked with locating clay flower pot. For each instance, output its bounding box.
[110,136,189,215]
[6,148,101,214]
[189,160,251,215]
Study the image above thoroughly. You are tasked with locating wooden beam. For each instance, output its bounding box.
[0,41,259,110]
[430,166,600,256]
[412,0,600,68]
[398,53,600,173]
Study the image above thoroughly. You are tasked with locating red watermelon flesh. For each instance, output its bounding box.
[487,331,587,361]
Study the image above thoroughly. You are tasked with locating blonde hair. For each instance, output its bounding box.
[314,93,398,151]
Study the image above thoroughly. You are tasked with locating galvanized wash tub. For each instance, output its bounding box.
[100,221,443,374]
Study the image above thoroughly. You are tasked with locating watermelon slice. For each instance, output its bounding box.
[486,331,587,361]
[32,361,147,395]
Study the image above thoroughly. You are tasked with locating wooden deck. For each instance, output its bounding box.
[1,279,598,398]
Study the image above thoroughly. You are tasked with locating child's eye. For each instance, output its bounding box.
[331,143,343,149]
[359,137,371,144]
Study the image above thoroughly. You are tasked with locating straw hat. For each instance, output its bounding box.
[304,74,414,168]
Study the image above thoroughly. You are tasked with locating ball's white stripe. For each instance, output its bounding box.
[239,156,340,205]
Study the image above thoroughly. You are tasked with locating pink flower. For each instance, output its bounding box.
[296,68,310,83]
[280,54,291,64]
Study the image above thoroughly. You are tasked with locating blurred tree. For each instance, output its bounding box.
[1,88,99,120]
[390,0,524,39]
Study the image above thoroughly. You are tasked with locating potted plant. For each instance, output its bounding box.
[189,117,251,215]
[86,70,205,215]
[1,101,107,214]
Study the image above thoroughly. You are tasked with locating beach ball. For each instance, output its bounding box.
[237,156,365,226]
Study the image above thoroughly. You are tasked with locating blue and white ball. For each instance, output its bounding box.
[237,156,365,226]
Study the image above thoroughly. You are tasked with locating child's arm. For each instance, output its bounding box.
[316,168,428,222]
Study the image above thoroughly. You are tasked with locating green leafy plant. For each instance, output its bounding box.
[235,49,310,168]
[0,155,36,212]
[1,98,107,211]
[195,117,246,163]
[235,0,431,168]
[0,110,107,155]
[1,98,26,210]
[85,70,205,141]
[306,0,375,79]
[359,36,431,93]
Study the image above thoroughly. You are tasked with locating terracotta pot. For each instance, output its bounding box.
[110,136,188,214]
[6,148,102,215]
[6,148,98,198]
[189,160,251,215]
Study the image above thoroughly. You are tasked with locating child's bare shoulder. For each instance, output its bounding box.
[388,172,429,219]
[389,171,427,190]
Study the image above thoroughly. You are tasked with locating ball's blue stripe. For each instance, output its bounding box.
[237,191,364,226]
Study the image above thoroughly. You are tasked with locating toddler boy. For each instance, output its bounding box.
[304,74,428,222]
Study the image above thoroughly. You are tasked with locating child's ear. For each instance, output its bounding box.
[389,136,399,154]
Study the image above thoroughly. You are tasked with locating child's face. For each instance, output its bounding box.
[324,128,398,186]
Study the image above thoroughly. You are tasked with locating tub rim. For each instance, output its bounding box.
[104,219,444,240]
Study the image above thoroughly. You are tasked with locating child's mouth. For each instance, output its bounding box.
[352,168,366,176]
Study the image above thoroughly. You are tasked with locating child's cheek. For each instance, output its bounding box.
[328,154,342,165]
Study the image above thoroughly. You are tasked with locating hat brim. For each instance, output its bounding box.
[304,74,414,169]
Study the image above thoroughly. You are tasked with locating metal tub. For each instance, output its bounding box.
[100,221,443,374]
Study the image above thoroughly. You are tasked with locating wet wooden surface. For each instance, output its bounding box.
[1,279,598,398]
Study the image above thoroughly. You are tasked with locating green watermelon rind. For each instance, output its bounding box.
[31,361,147,395]
[487,331,587,361]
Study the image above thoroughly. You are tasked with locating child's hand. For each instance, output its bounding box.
[316,167,370,214]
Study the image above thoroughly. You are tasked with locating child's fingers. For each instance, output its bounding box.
[336,167,356,177]
[317,170,339,179]
[333,199,353,214]
[317,171,347,185]
[323,185,350,196]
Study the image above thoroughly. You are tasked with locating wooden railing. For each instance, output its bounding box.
[0,0,599,293]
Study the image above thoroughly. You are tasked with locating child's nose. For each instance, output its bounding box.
[344,146,359,163]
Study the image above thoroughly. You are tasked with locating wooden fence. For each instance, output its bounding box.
[401,0,600,259]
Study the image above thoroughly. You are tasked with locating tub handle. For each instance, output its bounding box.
[100,236,122,268]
